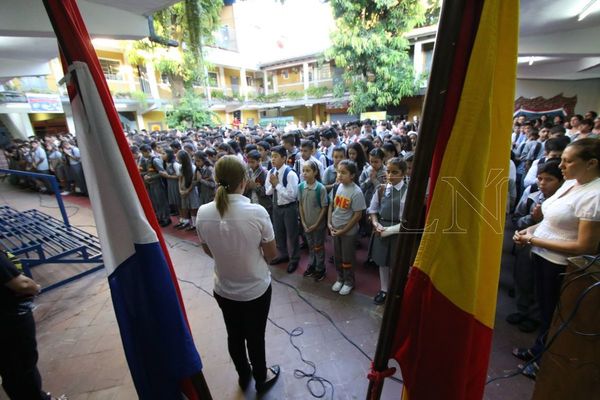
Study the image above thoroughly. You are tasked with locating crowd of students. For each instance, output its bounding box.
[508,110,600,379]
[129,118,418,304]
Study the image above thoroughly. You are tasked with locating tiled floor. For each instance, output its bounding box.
[0,182,535,399]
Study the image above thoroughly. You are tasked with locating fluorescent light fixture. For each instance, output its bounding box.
[578,0,600,21]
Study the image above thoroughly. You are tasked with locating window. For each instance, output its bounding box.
[99,59,122,81]
[246,76,253,86]
[318,64,331,80]
[208,72,218,87]
[281,69,289,79]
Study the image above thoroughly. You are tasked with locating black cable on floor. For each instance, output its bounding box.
[178,277,335,398]
[270,276,404,385]
[486,277,600,385]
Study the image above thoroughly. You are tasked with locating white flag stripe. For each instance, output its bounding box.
[69,62,157,274]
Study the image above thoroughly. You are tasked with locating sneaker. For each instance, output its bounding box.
[339,284,353,295]
[303,266,316,277]
[313,270,326,282]
[60,191,71,196]
[331,281,343,292]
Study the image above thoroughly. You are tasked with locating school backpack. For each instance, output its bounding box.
[271,166,296,187]
[298,181,325,208]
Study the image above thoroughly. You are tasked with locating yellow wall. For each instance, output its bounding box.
[107,81,131,95]
[96,50,125,63]
[221,6,235,28]
[29,113,63,122]
[242,110,259,125]
[142,111,166,131]
[282,107,312,123]
[212,111,226,125]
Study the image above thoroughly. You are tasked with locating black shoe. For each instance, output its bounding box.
[512,347,535,362]
[287,261,298,273]
[374,290,387,305]
[363,259,378,268]
[174,222,185,228]
[300,241,308,250]
[269,256,289,265]
[313,270,326,282]
[303,266,316,277]
[159,219,171,227]
[255,365,280,393]
[175,222,189,230]
[328,256,334,264]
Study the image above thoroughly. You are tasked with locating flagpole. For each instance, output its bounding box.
[366,1,473,398]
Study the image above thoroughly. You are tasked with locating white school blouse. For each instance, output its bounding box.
[532,178,600,265]
[196,194,275,301]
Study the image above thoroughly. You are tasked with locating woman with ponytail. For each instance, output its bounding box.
[195,156,281,393]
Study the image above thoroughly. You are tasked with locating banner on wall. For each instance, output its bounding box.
[259,116,294,127]
[360,111,387,121]
[26,93,64,112]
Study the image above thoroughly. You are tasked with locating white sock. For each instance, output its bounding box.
[379,266,390,293]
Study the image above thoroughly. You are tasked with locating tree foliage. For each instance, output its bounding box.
[166,92,216,129]
[126,0,223,98]
[326,0,425,114]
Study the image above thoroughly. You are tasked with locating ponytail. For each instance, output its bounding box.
[214,155,247,217]
[215,185,229,217]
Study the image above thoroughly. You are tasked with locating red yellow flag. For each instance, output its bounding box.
[393,0,518,399]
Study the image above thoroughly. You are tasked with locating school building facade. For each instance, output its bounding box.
[0,3,435,141]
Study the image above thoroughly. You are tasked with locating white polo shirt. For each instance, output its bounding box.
[196,194,275,301]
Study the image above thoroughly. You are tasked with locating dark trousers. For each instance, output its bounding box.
[214,285,272,383]
[531,253,566,357]
[0,312,50,400]
[272,204,300,262]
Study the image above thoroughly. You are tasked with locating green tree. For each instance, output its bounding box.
[325,0,425,114]
[126,0,223,98]
[166,92,216,129]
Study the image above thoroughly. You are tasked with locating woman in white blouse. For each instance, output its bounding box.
[513,138,600,379]
[195,156,280,393]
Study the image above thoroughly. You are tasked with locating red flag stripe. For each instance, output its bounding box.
[393,267,493,399]
[426,0,483,210]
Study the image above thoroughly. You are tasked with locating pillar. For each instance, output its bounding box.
[219,66,227,94]
[273,73,278,94]
[0,113,34,140]
[263,70,269,95]
[145,60,160,100]
[240,67,248,101]
[413,41,424,79]
[136,112,145,131]
[63,102,76,134]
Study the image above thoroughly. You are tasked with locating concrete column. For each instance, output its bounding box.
[126,65,136,93]
[303,62,310,91]
[413,41,424,79]
[0,113,34,140]
[312,63,318,87]
[219,66,226,93]
[145,60,160,100]
[273,73,278,94]
[240,67,248,101]
[63,102,76,134]
[263,70,269,95]
[136,112,145,131]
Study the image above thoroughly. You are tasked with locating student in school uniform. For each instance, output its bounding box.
[256,141,272,171]
[322,146,345,193]
[265,145,300,273]
[139,144,171,227]
[281,132,300,170]
[245,150,272,216]
[298,160,328,282]
[176,150,200,231]
[294,140,325,181]
[368,157,408,305]
[328,160,367,295]
[159,149,182,219]
[193,150,216,207]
